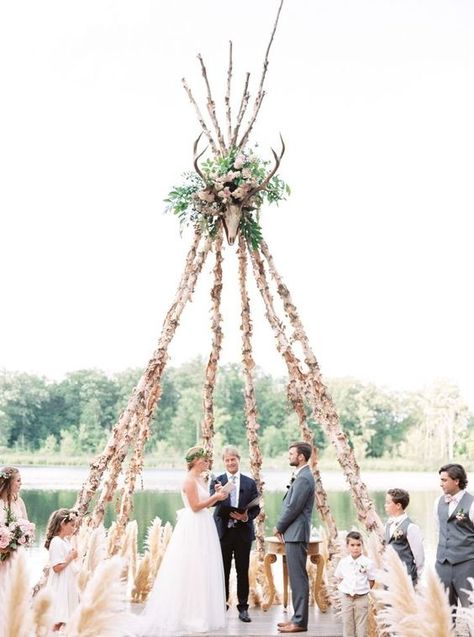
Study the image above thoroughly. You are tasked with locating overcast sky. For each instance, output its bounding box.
[1,0,473,406]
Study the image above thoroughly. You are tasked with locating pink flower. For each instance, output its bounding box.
[217,187,232,199]
[242,168,252,179]
[232,186,247,200]
[197,189,215,203]
[0,526,12,549]
[224,171,239,183]
[234,155,246,169]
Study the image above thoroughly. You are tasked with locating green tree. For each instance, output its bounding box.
[0,371,51,449]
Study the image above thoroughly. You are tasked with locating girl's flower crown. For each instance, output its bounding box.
[185,449,208,464]
[0,469,14,480]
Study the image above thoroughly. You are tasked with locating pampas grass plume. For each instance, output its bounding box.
[131,552,153,604]
[32,588,53,637]
[3,551,34,637]
[65,556,131,637]
[417,568,454,637]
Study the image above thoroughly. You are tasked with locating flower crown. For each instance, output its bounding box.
[62,510,79,523]
[0,469,14,481]
[185,449,208,464]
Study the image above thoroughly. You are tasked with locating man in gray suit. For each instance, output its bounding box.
[435,463,474,611]
[273,442,315,634]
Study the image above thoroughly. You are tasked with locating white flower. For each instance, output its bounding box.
[242,168,252,179]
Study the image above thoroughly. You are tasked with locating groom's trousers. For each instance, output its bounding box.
[220,528,251,611]
[285,541,309,629]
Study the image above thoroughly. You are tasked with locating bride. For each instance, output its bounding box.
[138,446,228,636]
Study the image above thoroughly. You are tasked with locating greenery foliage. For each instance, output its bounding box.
[165,147,290,248]
[1,363,473,467]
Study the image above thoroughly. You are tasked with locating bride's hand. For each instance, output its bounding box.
[214,481,222,492]
[215,490,227,501]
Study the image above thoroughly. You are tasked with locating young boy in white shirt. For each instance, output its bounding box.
[334,531,376,637]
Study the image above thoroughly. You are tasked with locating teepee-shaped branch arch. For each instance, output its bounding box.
[74,0,383,569]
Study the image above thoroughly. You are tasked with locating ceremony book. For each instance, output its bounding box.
[218,494,261,517]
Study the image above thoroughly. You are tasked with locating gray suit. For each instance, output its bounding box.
[276,465,315,629]
[436,492,474,607]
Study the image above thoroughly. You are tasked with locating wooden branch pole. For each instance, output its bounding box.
[74,232,211,524]
[197,54,227,154]
[182,78,219,156]
[225,41,233,147]
[237,0,284,149]
[201,230,224,459]
[231,72,251,147]
[237,235,266,561]
[248,241,384,542]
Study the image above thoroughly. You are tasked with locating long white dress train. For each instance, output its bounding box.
[138,479,226,636]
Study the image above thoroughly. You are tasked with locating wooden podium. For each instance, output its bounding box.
[262,536,327,612]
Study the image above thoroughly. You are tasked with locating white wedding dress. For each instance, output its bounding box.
[138,479,226,636]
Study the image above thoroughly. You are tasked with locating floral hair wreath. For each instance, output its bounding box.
[185,449,208,464]
[62,510,79,523]
[0,469,15,480]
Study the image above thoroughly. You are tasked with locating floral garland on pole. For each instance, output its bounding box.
[165,146,290,249]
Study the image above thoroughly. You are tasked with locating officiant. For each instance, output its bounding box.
[210,446,260,623]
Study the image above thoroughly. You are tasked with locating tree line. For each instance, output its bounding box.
[1,359,473,465]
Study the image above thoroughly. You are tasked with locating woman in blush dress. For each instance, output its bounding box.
[138,446,228,636]
[0,466,34,637]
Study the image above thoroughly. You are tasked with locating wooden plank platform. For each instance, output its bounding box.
[130,605,343,637]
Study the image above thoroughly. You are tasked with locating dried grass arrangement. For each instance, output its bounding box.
[77,525,107,593]
[129,516,174,604]
[65,556,131,637]
[31,588,53,637]
[1,551,34,637]
[376,547,454,637]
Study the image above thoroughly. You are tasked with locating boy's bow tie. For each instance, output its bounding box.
[445,494,456,503]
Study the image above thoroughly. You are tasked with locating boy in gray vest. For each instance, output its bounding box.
[384,488,424,585]
[435,463,474,609]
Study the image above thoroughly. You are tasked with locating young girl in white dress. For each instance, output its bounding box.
[44,508,80,632]
[138,446,229,636]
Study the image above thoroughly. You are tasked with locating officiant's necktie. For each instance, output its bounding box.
[228,475,237,528]
[230,475,237,507]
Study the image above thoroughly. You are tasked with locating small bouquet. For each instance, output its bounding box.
[0,509,35,561]
[455,508,467,523]
[392,529,405,541]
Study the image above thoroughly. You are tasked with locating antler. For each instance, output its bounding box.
[249,134,285,196]
[193,133,208,183]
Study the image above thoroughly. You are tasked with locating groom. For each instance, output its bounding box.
[274,441,315,634]
[210,446,260,623]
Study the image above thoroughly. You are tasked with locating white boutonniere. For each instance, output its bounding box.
[357,563,368,574]
[392,529,405,541]
[455,508,467,522]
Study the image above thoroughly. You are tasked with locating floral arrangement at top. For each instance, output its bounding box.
[165,144,290,249]
[0,508,35,561]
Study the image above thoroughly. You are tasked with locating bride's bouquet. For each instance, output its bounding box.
[0,510,35,561]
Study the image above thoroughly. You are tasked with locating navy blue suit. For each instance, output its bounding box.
[210,473,260,610]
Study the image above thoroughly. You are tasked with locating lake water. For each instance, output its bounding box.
[18,465,446,580]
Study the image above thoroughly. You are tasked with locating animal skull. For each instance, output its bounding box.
[193,134,285,246]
